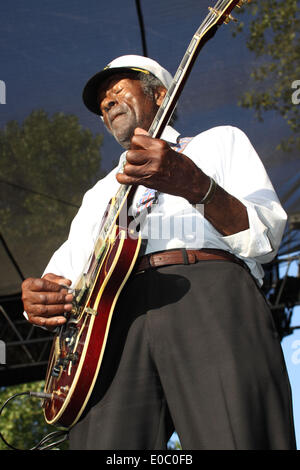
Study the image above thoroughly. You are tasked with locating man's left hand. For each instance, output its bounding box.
[116,128,209,204]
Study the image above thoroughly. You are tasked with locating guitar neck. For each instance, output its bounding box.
[100,0,247,241]
[148,0,245,138]
[148,25,219,139]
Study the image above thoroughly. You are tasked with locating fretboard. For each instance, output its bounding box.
[96,0,248,252]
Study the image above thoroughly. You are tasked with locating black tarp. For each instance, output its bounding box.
[0,0,299,296]
[0,3,299,442]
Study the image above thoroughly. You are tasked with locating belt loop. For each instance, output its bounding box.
[148,253,155,268]
[181,248,189,265]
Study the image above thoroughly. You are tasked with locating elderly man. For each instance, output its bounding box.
[22,55,296,450]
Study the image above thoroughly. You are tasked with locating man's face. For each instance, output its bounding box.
[97,74,164,149]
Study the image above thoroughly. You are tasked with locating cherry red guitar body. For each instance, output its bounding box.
[43,204,141,427]
[42,0,249,428]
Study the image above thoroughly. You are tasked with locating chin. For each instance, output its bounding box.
[113,129,134,149]
[118,139,131,150]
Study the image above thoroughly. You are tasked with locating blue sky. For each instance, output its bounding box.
[283,328,300,448]
[280,258,300,448]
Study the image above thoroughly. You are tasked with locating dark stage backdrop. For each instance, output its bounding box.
[0,1,299,299]
[0,0,299,448]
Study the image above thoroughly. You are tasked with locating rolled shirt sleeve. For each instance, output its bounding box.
[215,126,287,263]
[220,201,286,263]
[187,126,287,263]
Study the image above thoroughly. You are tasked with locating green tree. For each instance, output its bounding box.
[234,0,300,151]
[0,110,104,280]
[0,381,69,450]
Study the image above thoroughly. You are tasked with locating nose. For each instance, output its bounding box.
[101,99,115,114]
[101,89,119,113]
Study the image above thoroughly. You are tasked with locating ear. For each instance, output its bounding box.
[154,87,167,106]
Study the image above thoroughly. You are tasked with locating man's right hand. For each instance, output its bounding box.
[22,273,73,330]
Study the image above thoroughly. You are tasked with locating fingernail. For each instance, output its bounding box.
[64,303,73,311]
[60,284,75,293]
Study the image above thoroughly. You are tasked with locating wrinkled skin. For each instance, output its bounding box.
[22,274,73,329]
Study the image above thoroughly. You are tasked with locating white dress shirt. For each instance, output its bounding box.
[42,125,287,286]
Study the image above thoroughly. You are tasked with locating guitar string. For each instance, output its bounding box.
[148,0,229,139]
[200,0,236,32]
[97,1,230,218]
[78,0,237,290]
[86,0,229,257]
[43,0,244,424]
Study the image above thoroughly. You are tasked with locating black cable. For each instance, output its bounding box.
[0,178,80,208]
[0,232,25,281]
[0,391,69,450]
[135,0,148,57]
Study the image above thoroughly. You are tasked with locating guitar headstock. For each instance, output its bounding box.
[148,0,252,139]
[207,0,252,26]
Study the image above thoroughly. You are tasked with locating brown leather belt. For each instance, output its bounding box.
[132,248,248,274]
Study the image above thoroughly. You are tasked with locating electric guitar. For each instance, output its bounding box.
[43,0,251,428]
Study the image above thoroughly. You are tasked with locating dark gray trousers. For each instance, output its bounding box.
[69,260,296,450]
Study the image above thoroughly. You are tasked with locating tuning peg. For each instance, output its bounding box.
[237,0,252,7]
[208,6,239,23]
[224,13,238,24]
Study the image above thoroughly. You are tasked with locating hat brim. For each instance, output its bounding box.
[82,67,149,116]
